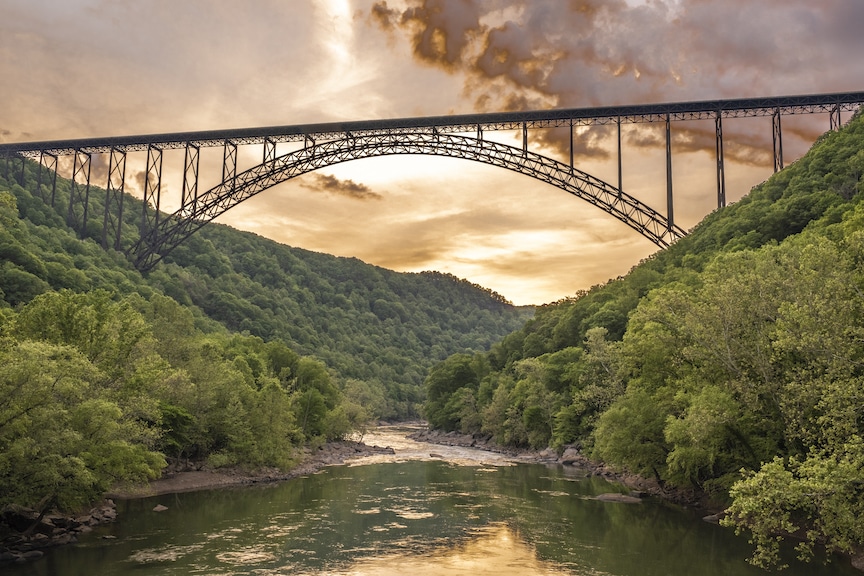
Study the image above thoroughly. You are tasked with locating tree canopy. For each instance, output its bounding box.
[421,110,864,568]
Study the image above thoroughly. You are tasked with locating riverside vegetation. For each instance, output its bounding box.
[422,110,864,569]
[2,110,864,570]
[0,155,528,531]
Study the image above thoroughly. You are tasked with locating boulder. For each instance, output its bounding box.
[152,504,169,512]
[0,505,38,533]
[538,448,557,461]
[595,493,642,504]
[560,447,581,465]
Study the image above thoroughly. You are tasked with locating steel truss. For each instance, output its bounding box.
[37,151,58,205]
[129,132,686,271]
[67,150,91,235]
[1,90,862,273]
[103,148,127,250]
[4,91,862,157]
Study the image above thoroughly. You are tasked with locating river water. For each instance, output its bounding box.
[7,426,859,575]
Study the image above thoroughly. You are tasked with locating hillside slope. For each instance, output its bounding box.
[0,160,531,419]
[422,110,864,567]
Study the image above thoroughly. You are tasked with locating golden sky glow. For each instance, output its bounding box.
[2,1,863,304]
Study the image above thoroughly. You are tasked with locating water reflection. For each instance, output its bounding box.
[5,426,859,575]
[334,523,573,576]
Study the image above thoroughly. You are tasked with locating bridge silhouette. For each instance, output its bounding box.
[1,91,862,272]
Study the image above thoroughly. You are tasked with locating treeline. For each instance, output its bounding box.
[422,111,864,568]
[0,159,529,420]
[0,139,530,515]
[0,285,361,515]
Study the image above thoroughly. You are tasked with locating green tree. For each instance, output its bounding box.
[0,341,164,512]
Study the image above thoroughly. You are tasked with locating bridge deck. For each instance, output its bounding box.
[2,91,863,156]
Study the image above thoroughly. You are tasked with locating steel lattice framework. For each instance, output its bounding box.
[4,91,863,156]
[130,132,685,270]
[0,90,862,272]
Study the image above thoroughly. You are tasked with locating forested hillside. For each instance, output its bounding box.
[0,161,530,420]
[423,110,864,568]
[0,149,531,516]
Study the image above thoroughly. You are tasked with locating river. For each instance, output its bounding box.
[6,426,859,575]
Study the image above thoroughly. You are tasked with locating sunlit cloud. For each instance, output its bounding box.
[1,0,861,305]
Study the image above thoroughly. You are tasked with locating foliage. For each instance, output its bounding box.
[0,165,530,421]
[421,111,864,567]
[0,288,365,513]
[0,152,529,514]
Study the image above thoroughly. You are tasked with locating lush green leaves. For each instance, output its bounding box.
[422,110,864,566]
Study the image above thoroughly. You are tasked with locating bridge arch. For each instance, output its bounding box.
[130,132,686,271]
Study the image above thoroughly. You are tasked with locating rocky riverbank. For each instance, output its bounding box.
[409,427,864,571]
[0,440,394,565]
[408,428,709,509]
[0,501,118,564]
[107,440,395,498]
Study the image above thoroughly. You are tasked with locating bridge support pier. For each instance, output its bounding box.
[36,151,58,206]
[264,137,277,164]
[223,139,238,193]
[665,114,674,232]
[617,117,623,197]
[67,150,92,237]
[142,144,163,239]
[103,147,127,251]
[715,114,726,209]
[773,109,784,173]
[830,104,842,131]
[182,143,200,215]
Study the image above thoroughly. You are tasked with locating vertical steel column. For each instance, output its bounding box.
[67,150,92,236]
[141,144,163,238]
[715,113,726,209]
[830,104,842,131]
[35,152,46,202]
[617,117,623,196]
[18,155,26,186]
[39,152,59,207]
[102,147,126,251]
[476,124,483,141]
[263,137,277,164]
[36,151,58,203]
[568,121,574,173]
[182,142,200,213]
[522,122,528,156]
[222,139,237,191]
[665,114,674,232]
[772,108,784,173]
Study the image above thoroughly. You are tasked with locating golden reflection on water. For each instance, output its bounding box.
[324,523,574,576]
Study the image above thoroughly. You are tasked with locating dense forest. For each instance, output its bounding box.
[0,153,529,514]
[422,111,864,568]
[0,160,530,420]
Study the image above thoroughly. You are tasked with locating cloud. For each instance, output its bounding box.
[299,173,383,201]
[369,0,864,166]
[3,0,861,305]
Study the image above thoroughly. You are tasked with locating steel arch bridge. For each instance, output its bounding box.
[131,131,683,271]
[1,90,862,272]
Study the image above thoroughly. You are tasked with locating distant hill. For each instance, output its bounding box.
[0,161,532,419]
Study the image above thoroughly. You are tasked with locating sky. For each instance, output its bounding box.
[1,0,863,305]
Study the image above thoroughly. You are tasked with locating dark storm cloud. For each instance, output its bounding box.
[370,0,864,166]
[300,173,383,201]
